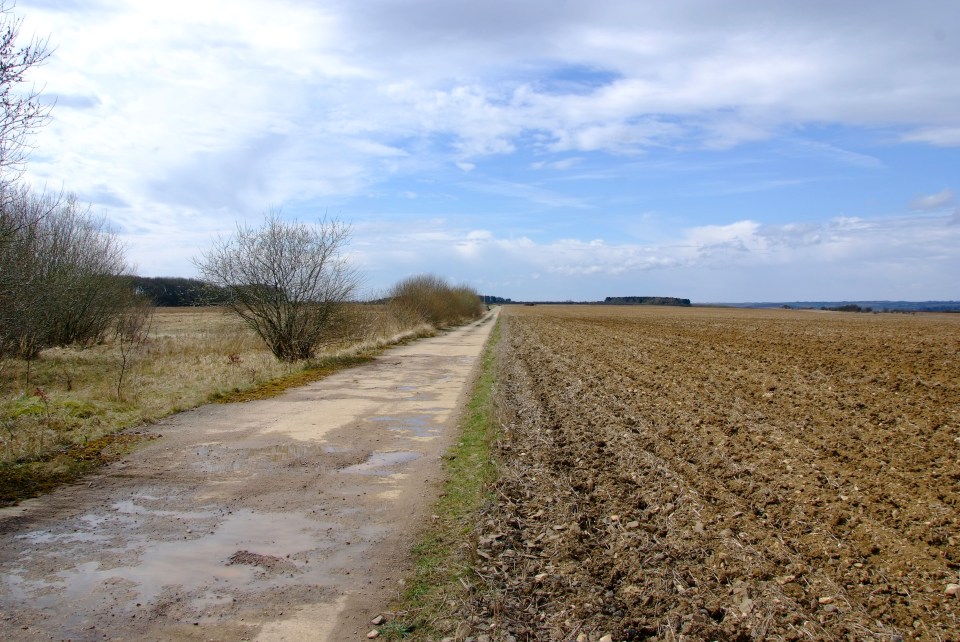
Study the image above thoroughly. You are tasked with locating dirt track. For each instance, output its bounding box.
[466,305,959,641]
[0,310,498,641]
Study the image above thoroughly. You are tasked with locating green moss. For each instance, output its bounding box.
[4,395,46,418]
[60,399,101,419]
[209,353,377,403]
[0,432,158,505]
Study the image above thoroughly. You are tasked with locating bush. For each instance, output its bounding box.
[0,189,137,359]
[195,213,360,362]
[388,274,484,328]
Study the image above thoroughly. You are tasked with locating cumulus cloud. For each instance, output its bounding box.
[13,0,960,302]
[348,209,960,301]
[24,0,960,207]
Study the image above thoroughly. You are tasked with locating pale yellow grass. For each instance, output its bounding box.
[0,305,420,465]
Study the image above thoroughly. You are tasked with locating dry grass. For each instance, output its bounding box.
[0,305,430,501]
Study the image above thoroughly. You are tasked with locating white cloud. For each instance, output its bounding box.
[10,0,960,302]
[902,127,960,147]
[348,209,960,301]
[531,157,583,171]
[910,189,955,211]
[24,0,960,204]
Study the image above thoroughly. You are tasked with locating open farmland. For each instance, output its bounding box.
[0,305,428,502]
[466,305,960,641]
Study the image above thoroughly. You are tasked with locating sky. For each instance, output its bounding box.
[14,0,960,302]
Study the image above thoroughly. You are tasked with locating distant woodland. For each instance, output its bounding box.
[603,296,692,306]
[132,276,228,307]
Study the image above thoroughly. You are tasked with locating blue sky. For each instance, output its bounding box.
[18,0,960,302]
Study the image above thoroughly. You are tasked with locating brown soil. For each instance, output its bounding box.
[465,305,959,641]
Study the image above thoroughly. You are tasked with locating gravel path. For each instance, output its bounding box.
[0,309,498,641]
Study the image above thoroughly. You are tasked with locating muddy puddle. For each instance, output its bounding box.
[339,451,422,475]
[4,503,385,620]
[366,412,445,437]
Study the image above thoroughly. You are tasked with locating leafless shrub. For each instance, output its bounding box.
[0,189,133,359]
[114,295,154,401]
[195,212,360,362]
[388,274,484,328]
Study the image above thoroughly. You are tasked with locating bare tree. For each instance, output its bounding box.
[195,212,360,362]
[0,0,52,200]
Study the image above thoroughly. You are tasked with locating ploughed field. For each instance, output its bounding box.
[468,305,959,641]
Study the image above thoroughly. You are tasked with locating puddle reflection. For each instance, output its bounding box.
[339,451,421,475]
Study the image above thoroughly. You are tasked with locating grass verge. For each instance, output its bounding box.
[379,317,502,640]
[0,432,159,505]
[0,321,439,506]
[208,354,376,404]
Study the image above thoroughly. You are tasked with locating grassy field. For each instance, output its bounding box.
[0,305,432,503]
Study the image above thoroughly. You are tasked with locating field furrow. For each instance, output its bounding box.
[468,305,960,641]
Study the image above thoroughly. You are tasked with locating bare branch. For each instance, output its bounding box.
[195,212,361,361]
[0,0,53,191]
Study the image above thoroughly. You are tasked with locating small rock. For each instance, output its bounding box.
[599,635,614,642]
[626,521,640,529]
[818,596,834,605]
[576,634,588,642]
[367,630,379,639]
[946,583,960,596]
[370,615,385,625]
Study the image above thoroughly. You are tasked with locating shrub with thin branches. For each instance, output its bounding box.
[195,212,360,362]
[0,189,134,359]
[388,274,484,328]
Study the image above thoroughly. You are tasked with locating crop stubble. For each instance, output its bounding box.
[468,305,959,640]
